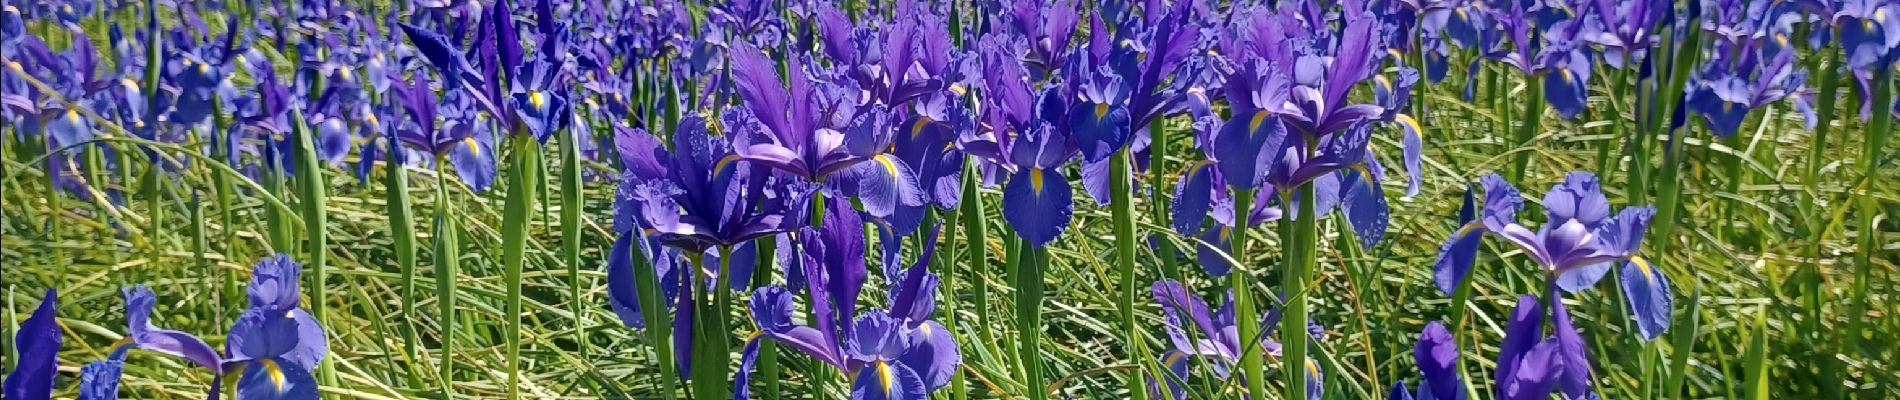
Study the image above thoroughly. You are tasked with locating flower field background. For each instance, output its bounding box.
[0,0,1897,399]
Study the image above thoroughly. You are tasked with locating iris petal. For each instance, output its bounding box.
[1619,256,1674,340]
[3,289,59,400]
[1002,168,1075,247]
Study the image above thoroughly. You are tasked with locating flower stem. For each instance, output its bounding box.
[1017,240,1048,400]
[1283,182,1318,400]
[499,133,542,400]
[432,163,461,399]
[1509,75,1545,183]
[629,232,679,400]
[386,139,422,379]
[1109,148,1147,400]
[1232,188,1266,400]
[560,130,586,359]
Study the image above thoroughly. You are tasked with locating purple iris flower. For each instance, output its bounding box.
[1002,0,1081,74]
[1582,0,1667,68]
[1148,280,1323,400]
[732,198,961,400]
[727,41,923,219]
[78,358,125,400]
[1687,36,1811,137]
[886,90,974,235]
[1433,173,1673,339]
[1390,321,1467,400]
[999,120,1079,247]
[1492,295,1574,400]
[110,254,328,400]
[390,73,498,192]
[1835,0,1897,71]
[617,112,792,254]
[2,289,59,400]
[814,1,948,107]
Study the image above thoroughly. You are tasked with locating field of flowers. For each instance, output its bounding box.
[1,0,1896,398]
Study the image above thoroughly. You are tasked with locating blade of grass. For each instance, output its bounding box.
[1109,147,1147,400]
[1232,187,1266,400]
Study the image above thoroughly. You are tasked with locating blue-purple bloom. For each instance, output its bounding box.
[3,289,59,400]
[1148,280,1323,400]
[732,197,961,400]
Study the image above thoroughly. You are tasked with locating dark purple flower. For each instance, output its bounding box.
[1149,280,1323,400]
[2,289,59,400]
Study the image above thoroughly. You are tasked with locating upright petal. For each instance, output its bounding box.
[3,289,59,400]
[1002,167,1075,247]
[1543,172,1610,229]
[247,254,302,311]
[78,359,124,400]
[1414,322,1466,400]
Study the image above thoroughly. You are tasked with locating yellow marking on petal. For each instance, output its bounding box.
[1723,102,1733,113]
[285,310,295,319]
[464,137,482,156]
[339,67,353,80]
[1877,9,1888,22]
[1395,114,1423,136]
[1375,75,1393,92]
[1247,110,1271,135]
[746,331,766,341]
[122,78,139,89]
[1388,48,1405,60]
[197,62,210,75]
[366,113,379,125]
[1029,168,1046,194]
[1455,221,1485,236]
[4,4,17,12]
[1162,352,1185,365]
[1304,358,1321,376]
[1094,103,1109,119]
[1632,256,1656,283]
[920,323,933,335]
[1456,7,1468,18]
[912,117,933,138]
[1218,225,1233,241]
[1560,67,1573,82]
[259,358,287,392]
[875,154,901,177]
[948,84,968,96]
[1866,18,1876,31]
[877,361,896,394]
[1776,34,1789,47]
[714,154,742,176]
[65,109,81,123]
[529,90,547,109]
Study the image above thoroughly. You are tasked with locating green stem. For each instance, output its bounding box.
[692,247,736,400]
[432,162,461,399]
[1282,183,1319,400]
[1801,31,1843,343]
[291,111,335,386]
[560,130,586,359]
[1843,63,1892,396]
[1509,75,1546,183]
[630,230,680,400]
[960,161,996,369]
[1109,149,1147,400]
[386,140,421,379]
[499,133,542,400]
[754,234,780,396]
[1232,188,1266,400]
[1017,242,1048,400]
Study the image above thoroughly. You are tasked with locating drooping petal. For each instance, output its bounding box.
[1390,381,1415,400]
[888,225,943,324]
[1171,161,1218,234]
[3,289,60,400]
[605,231,646,329]
[1070,101,1133,163]
[850,360,929,400]
[1544,66,1589,120]
[1399,115,1423,198]
[234,358,320,400]
[447,128,498,192]
[123,286,224,373]
[1214,110,1284,189]
[854,154,925,218]
[1002,167,1075,247]
[1338,166,1390,250]
[1195,225,1236,277]
[898,320,960,391]
[1500,340,1567,400]
[1620,255,1674,341]
[1434,185,1486,295]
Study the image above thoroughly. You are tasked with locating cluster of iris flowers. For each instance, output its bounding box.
[4,255,328,400]
[1,0,1895,396]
